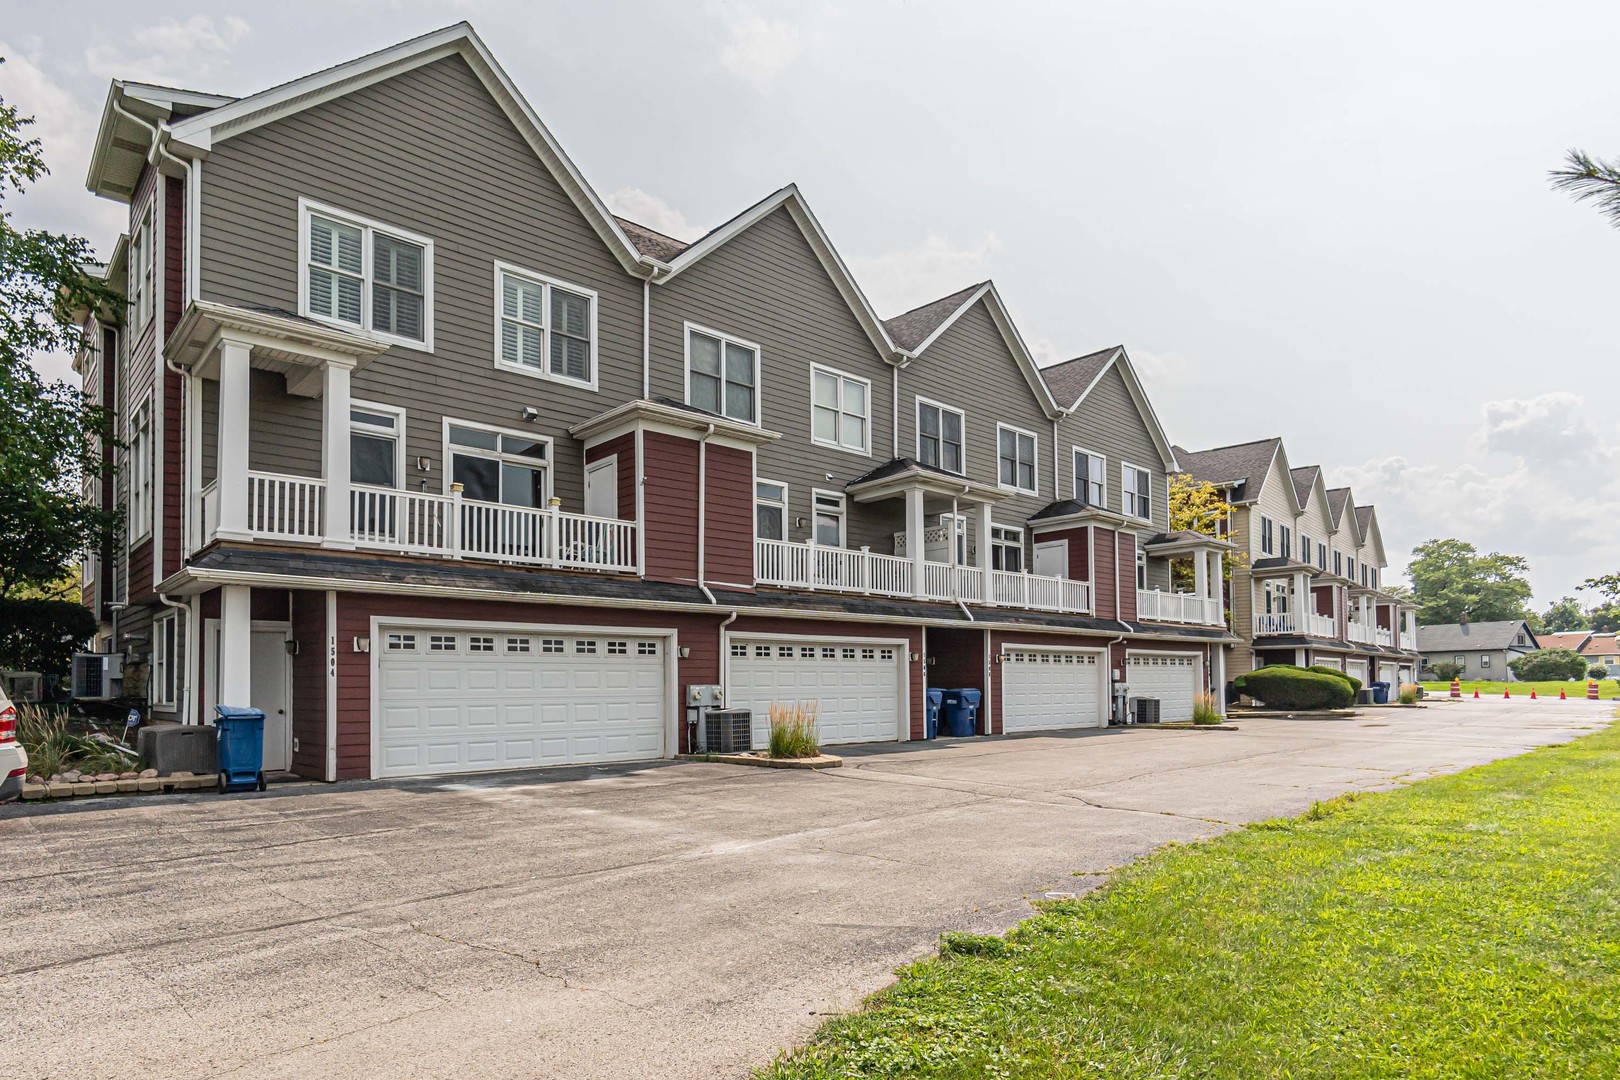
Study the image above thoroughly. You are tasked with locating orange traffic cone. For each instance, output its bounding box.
[1503,689,1511,699]
[1530,690,1537,700]
[1473,689,1480,698]
[1560,689,1567,700]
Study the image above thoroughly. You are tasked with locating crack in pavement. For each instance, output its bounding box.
[406,925,638,1011]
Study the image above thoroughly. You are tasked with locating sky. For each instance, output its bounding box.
[4,0,1617,608]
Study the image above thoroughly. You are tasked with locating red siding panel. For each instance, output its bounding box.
[642,432,699,584]
[1092,528,1117,619]
[585,433,637,520]
[704,444,754,590]
[1118,533,1137,621]
[290,590,327,779]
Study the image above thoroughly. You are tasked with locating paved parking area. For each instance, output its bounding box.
[2,698,1607,1079]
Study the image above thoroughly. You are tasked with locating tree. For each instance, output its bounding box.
[0,58,122,600]
[1551,149,1620,229]
[1167,474,1243,594]
[1591,665,1611,682]
[1538,596,1589,633]
[1407,538,1533,626]
[1586,601,1620,635]
[1508,648,1589,683]
[1428,660,1465,682]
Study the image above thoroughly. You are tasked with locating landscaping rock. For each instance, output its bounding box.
[61,770,82,783]
[47,773,63,783]
[94,773,118,783]
[139,768,158,779]
[119,771,139,780]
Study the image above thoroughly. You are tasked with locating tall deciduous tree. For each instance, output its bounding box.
[0,58,122,600]
[1551,149,1620,228]
[1407,538,1533,626]
[1168,474,1242,594]
[1537,596,1589,634]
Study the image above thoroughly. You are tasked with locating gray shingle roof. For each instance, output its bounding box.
[614,216,691,262]
[1355,505,1375,535]
[1415,620,1537,652]
[1041,346,1119,408]
[881,282,986,352]
[1171,437,1281,503]
[1325,487,1353,529]
[1290,465,1321,508]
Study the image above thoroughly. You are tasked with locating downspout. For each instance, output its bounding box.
[891,362,901,455]
[156,592,191,725]
[641,276,651,400]
[696,423,716,604]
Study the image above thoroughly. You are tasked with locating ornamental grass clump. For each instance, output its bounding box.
[1398,683,1421,705]
[767,702,820,758]
[1191,692,1223,725]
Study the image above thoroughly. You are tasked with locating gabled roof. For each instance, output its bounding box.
[152,23,651,276]
[652,184,899,362]
[1355,505,1375,535]
[1582,633,1619,657]
[1538,631,1594,653]
[880,281,1062,418]
[1416,620,1538,653]
[881,283,987,352]
[1290,465,1320,508]
[1041,346,1120,409]
[615,217,689,262]
[1325,487,1356,536]
[1172,437,1282,504]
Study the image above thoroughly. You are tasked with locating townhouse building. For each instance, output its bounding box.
[75,23,1237,782]
[1175,438,1422,690]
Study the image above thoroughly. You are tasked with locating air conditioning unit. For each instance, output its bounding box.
[71,653,125,701]
[1,671,44,704]
[699,707,753,754]
[1130,697,1162,725]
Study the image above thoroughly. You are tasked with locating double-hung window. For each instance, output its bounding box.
[1347,557,1356,582]
[495,263,597,388]
[447,422,550,507]
[687,325,759,424]
[350,404,403,489]
[1318,542,1328,570]
[990,525,1024,572]
[810,366,870,453]
[998,425,1038,494]
[812,491,845,547]
[1300,532,1311,564]
[1280,525,1292,561]
[130,209,153,330]
[756,480,787,540]
[1260,516,1275,556]
[1136,549,1148,590]
[916,399,964,474]
[1122,464,1152,520]
[151,612,177,708]
[1074,448,1105,507]
[300,200,433,348]
[1333,550,1343,576]
[129,399,152,541]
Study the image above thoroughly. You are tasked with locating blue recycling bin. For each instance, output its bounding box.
[941,688,982,737]
[214,705,267,793]
[1370,681,1390,705]
[925,689,943,739]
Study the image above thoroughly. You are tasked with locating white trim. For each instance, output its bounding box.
[914,395,967,476]
[906,282,1063,419]
[808,363,873,457]
[990,523,1026,573]
[350,399,406,490]
[367,615,681,779]
[1121,460,1154,522]
[811,488,847,547]
[297,197,435,352]
[128,396,154,544]
[1072,445,1106,508]
[997,641,1110,730]
[441,416,554,501]
[754,476,789,542]
[684,321,762,426]
[185,158,202,304]
[491,259,599,391]
[996,422,1040,496]
[151,610,178,708]
[722,629,912,744]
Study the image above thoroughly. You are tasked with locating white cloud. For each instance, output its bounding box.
[84,15,251,86]
[1337,392,1620,602]
[604,187,702,242]
[1128,349,1188,392]
[850,231,1001,316]
[717,11,801,87]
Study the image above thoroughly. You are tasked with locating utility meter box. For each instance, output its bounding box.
[686,684,724,708]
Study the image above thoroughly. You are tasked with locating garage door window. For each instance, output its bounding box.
[506,637,531,653]
[429,634,456,652]
[386,632,417,652]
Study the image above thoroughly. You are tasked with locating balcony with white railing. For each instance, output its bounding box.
[1253,612,1339,638]
[756,539,1093,615]
[200,474,638,575]
[1375,627,1395,647]
[1346,621,1374,645]
[1399,631,1417,650]
[1137,589,1225,627]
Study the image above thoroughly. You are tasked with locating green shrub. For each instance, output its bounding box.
[1238,666,1355,710]
[766,702,820,758]
[1508,648,1589,682]
[1590,665,1609,681]
[1308,665,1361,692]
[15,705,132,777]
[1191,692,1223,725]
[1429,660,1465,682]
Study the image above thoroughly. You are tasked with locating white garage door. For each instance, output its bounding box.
[729,639,903,748]
[1126,654,1200,723]
[1002,649,1103,732]
[375,627,666,778]
[1346,659,1368,685]
[1314,656,1343,671]
[1377,662,1400,687]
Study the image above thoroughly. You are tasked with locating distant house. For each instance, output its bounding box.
[1417,620,1539,681]
[1582,633,1620,675]
[1536,630,1593,654]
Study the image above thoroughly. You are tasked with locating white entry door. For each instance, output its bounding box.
[1032,541,1068,579]
[1377,662,1400,687]
[375,626,667,778]
[729,638,904,748]
[1002,648,1103,732]
[1126,653,1200,723]
[584,457,618,519]
[251,630,292,772]
[1346,659,1369,685]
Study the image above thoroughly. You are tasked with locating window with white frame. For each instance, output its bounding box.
[495,263,596,388]
[812,491,845,547]
[1318,542,1328,570]
[1333,550,1343,576]
[151,611,177,708]
[1136,548,1148,590]
[687,325,758,424]
[1370,567,1379,589]
[1480,654,1491,668]
[129,398,152,541]
[350,404,403,489]
[1122,464,1152,520]
[1347,556,1356,581]
[1074,448,1105,507]
[917,399,965,475]
[990,525,1023,572]
[301,201,432,347]
[1260,516,1275,556]
[1300,532,1311,563]
[756,480,787,540]
[998,425,1038,494]
[130,209,154,330]
[810,366,870,453]
[1280,525,1292,561]
[447,422,549,507]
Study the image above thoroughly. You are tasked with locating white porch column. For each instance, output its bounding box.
[1193,549,1209,603]
[322,361,354,548]
[1211,646,1226,717]
[975,503,993,572]
[906,487,927,599]
[215,339,252,540]
[1294,570,1310,632]
[219,584,252,710]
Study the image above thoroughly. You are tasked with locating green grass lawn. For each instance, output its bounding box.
[1421,679,1619,700]
[760,718,1620,1079]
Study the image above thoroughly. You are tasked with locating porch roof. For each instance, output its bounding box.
[844,458,1007,504]
[166,300,391,393]
[1141,530,1236,555]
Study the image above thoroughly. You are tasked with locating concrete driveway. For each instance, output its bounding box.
[3,698,1606,1079]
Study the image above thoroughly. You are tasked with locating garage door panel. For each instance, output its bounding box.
[1127,654,1198,723]
[730,638,902,749]
[1004,650,1101,732]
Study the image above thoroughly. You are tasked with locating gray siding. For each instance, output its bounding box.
[197,55,645,511]
[648,206,902,549]
[896,300,1053,554]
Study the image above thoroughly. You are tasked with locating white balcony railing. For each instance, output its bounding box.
[1253,612,1338,638]
[1346,622,1374,645]
[201,474,638,574]
[1375,627,1395,647]
[1137,589,1224,627]
[1399,631,1417,650]
[756,539,1092,614]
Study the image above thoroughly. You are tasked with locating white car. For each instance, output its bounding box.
[0,685,26,802]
